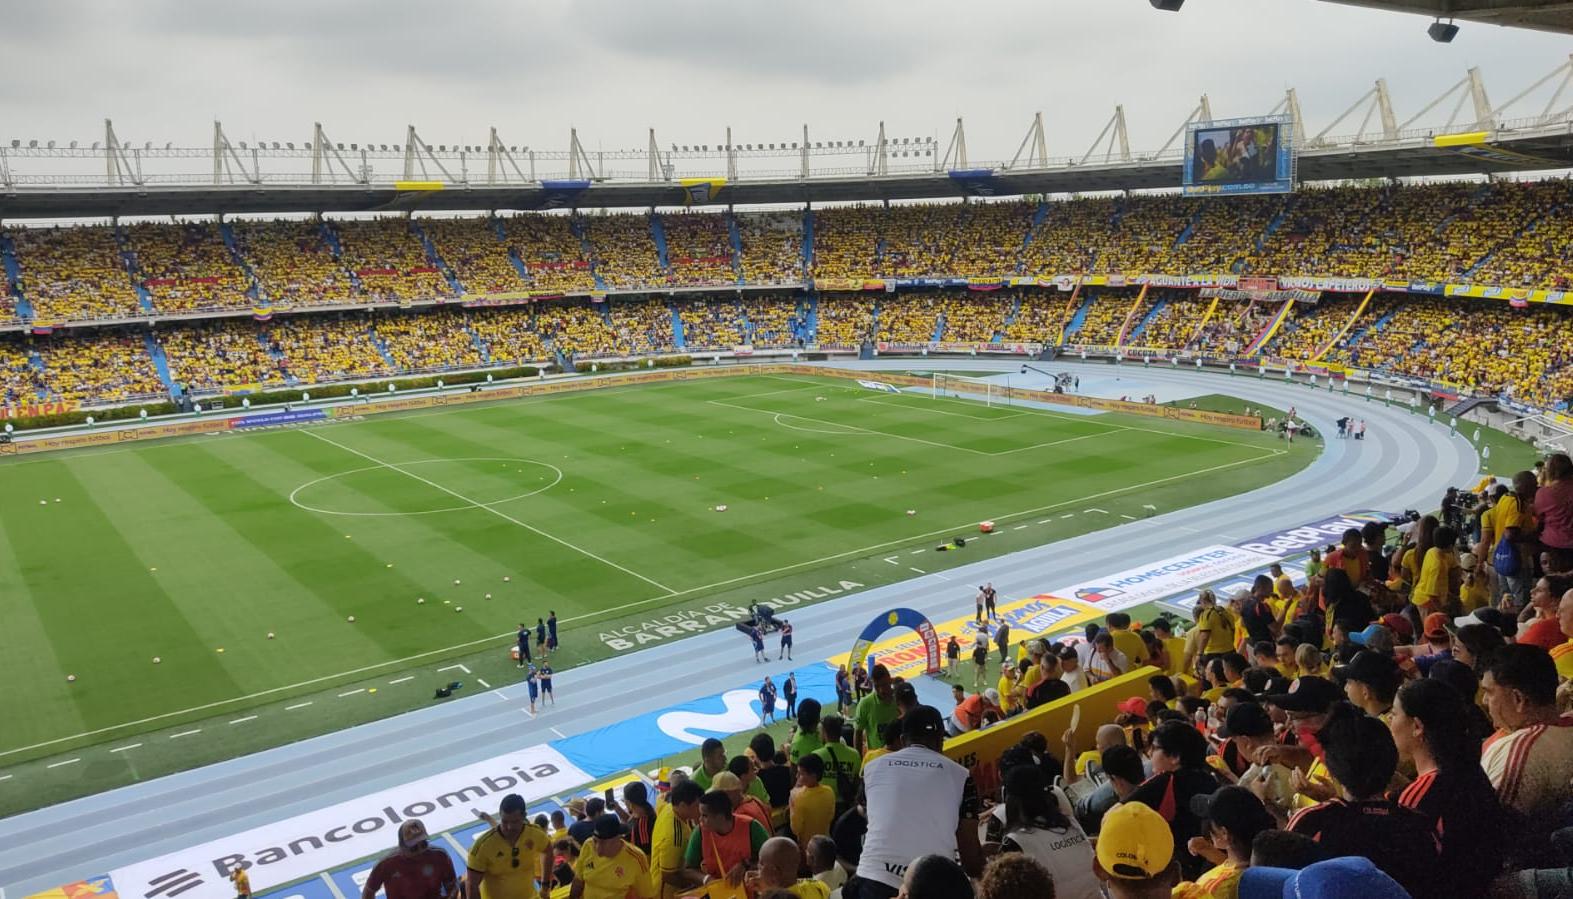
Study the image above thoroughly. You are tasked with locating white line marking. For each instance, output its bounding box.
[388,676,415,685]
[1120,513,1137,520]
[910,549,926,555]
[0,773,11,781]
[286,702,313,711]
[337,689,366,698]
[1084,508,1107,514]
[857,395,1027,421]
[1059,513,1074,519]
[476,678,491,689]
[550,726,567,738]
[1013,525,1030,531]
[0,446,1283,760]
[438,664,471,675]
[109,743,141,753]
[169,729,201,739]
[909,567,926,574]
[1038,518,1055,524]
[47,758,80,769]
[300,428,677,594]
[883,556,901,565]
[521,708,536,718]
[491,689,510,702]
[229,716,257,725]
[929,572,953,581]
[1217,533,1242,541]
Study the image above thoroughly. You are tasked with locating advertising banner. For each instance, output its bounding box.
[1045,544,1280,612]
[109,744,589,897]
[228,409,327,430]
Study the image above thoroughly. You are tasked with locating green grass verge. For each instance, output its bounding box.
[0,373,1313,813]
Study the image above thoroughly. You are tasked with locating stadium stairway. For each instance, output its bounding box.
[932,313,946,342]
[553,346,575,373]
[319,221,366,295]
[650,214,672,274]
[1020,200,1051,259]
[506,246,530,281]
[1447,395,1495,418]
[491,216,507,240]
[726,212,744,283]
[801,209,815,272]
[412,221,465,296]
[144,333,178,397]
[369,329,397,368]
[1128,297,1168,342]
[113,227,157,314]
[26,351,45,399]
[575,218,609,291]
[0,233,33,319]
[671,305,686,350]
[255,329,286,365]
[1172,208,1202,249]
[466,324,492,363]
[803,294,819,342]
[1255,197,1295,253]
[1005,294,1022,326]
[218,221,262,290]
[1063,293,1095,337]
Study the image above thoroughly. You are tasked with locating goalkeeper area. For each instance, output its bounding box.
[0,370,1310,812]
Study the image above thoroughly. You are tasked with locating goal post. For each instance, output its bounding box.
[931,372,1009,408]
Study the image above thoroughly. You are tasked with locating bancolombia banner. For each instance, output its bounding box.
[110,744,588,898]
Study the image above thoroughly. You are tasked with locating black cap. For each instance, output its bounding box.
[1428,658,1480,699]
[902,704,945,741]
[1263,676,1342,713]
[1189,785,1276,835]
[1471,607,1519,640]
[593,813,624,840]
[1255,675,1292,700]
[893,681,918,703]
[1334,651,1401,690]
[1217,702,1273,738]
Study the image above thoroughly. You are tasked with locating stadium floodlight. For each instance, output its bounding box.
[1150,0,1184,10]
[287,142,295,149]
[272,142,280,149]
[69,140,77,149]
[240,141,247,149]
[46,140,54,149]
[1428,17,1459,42]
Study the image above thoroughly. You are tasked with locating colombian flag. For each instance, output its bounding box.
[680,178,727,206]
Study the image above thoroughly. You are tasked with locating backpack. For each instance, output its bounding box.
[1493,533,1520,578]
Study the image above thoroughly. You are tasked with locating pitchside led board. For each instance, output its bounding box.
[1183,114,1296,197]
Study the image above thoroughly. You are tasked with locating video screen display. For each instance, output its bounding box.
[1183,116,1294,196]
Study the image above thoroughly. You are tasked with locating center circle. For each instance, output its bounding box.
[288,457,564,517]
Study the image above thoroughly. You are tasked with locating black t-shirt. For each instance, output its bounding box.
[1288,798,1441,898]
[972,643,988,664]
[1329,590,1376,632]
[1128,765,1221,881]
[1398,766,1506,895]
[1026,677,1070,709]
[758,764,794,810]
[1240,598,1275,644]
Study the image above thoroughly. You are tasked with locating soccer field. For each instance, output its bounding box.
[0,372,1309,810]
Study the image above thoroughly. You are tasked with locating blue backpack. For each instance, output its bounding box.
[1493,533,1520,578]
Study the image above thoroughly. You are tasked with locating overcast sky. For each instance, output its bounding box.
[2,0,1570,168]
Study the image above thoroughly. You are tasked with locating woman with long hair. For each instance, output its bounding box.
[1391,678,1505,895]
[1321,567,1375,635]
[985,762,1100,899]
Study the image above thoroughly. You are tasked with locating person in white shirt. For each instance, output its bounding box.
[848,706,983,899]
[981,763,1101,899]
[1076,632,1129,686]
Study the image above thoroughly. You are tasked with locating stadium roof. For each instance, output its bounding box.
[1323,0,1573,34]
[3,126,1572,219]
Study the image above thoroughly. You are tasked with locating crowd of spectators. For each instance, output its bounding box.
[161,320,286,393]
[270,315,395,384]
[1069,295,1131,346]
[231,219,361,309]
[1261,295,1364,361]
[736,213,806,285]
[537,300,625,359]
[676,298,742,350]
[501,215,598,295]
[739,296,804,347]
[583,214,665,291]
[815,296,874,347]
[467,307,549,366]
[33,333,164,403]
[1127,294,1210,351]
[8,224,143,322]
[123,221,252,314]
[375,309,487,373]
[331,219,453,304]
[422,217,526,297]
[662,213,737,287]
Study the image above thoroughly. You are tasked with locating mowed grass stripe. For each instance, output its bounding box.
[0,476,90,748]
[298,420,677,597]
[0,461,246,744]
[76,448,395,693]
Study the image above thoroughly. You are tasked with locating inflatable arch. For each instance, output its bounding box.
[849,607,942,676]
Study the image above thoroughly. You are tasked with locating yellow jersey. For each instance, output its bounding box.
[1110,628,1150,666]
[1162,636,1187,674]
[649,803,693,899]
[467,824,552,899]
[1554,640,1573,681]
[574,838,654,899]
[1173,861,1244,899]
[1198,607,1235,654]
[232,870,251,898]
[789,783,836,846]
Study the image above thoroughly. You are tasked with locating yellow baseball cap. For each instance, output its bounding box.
[1096,802,1174,879]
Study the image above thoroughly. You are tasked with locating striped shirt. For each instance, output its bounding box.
[1482,717,1573,818]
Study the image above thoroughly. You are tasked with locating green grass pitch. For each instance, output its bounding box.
[0,373,1310,811]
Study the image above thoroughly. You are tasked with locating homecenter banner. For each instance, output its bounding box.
[109,744,588,898]
[1045,544,1279,612]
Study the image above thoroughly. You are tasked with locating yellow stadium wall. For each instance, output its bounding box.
[942,667,1156,798]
